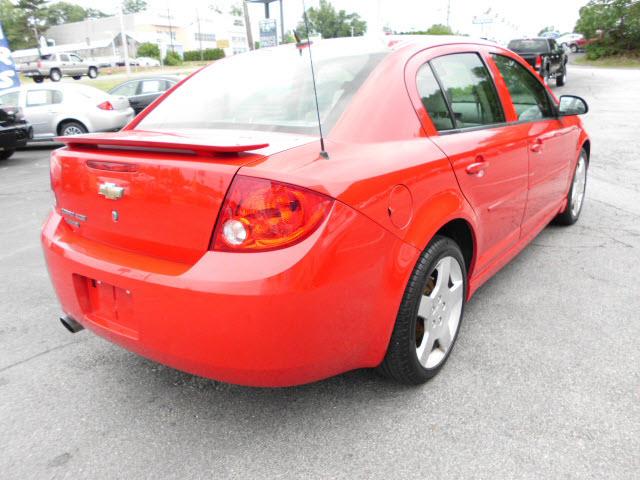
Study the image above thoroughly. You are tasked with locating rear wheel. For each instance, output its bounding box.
[0,149,15,160]
[59,121,88,137]
[50,69,62,82]
[555,149,588,225]
[570,43,579,53]
[33,76,44,83]
[378,235,467,385]
[88,67,98,79]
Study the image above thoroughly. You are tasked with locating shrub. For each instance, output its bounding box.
[137,42,160,59]
[182,48,226,62]
[164,51,183,66]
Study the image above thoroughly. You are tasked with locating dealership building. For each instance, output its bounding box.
[13,9,249,65]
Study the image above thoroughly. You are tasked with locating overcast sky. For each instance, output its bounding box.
[71,0,589,39]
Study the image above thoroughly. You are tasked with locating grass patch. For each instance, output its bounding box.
[574,54,640,68]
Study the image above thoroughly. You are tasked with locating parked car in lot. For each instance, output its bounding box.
[555,33,585,53]
[19,53,99,82]
[109,76,179,114]
[42,36,590,387]
[134,57,161,67]
[0,104,32,160]
[508,37,568,86]
[0,84,133,141]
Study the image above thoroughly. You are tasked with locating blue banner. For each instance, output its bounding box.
[0,22,20,90]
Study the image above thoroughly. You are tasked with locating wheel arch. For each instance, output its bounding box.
[56,118,89,135]
[433,219,476,275]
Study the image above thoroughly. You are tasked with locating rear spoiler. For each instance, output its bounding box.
[55,131,269,155]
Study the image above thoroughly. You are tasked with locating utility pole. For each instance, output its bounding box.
[243,1,254,50]
[446,0,451,27]
[118,4,130,75]
[279,0,284,43]
[167,8,174,53]
[196,9,203,60]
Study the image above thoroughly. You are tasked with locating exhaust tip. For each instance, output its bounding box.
[60,315,84,333]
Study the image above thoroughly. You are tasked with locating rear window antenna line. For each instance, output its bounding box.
[300,0,329,159]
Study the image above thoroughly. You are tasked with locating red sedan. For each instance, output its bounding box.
[42,37,590,386]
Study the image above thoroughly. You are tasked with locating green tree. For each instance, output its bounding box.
[122,0,148,14]
[45,2,91,25]
[164,50,182,66]
[16,0,48,46]
[0,0,30,49]
[575,0,640,53]
[538,25,557,36]
[137,42,160,59]
[424,24,454,35]
[296,0,367,39]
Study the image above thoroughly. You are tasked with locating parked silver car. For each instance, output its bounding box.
[0,84,134,141]
[19,53,99,83]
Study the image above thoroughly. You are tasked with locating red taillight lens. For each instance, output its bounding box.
[535,55,542,69]
[37,60,42,68]
[50,151,61,206]
[97,101,114,110]
[211,176,333,252]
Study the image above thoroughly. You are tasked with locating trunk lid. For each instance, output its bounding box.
[52,130,315,264]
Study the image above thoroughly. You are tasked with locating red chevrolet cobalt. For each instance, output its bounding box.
[42,37,590,386]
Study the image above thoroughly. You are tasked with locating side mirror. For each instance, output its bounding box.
[558,95,589,116]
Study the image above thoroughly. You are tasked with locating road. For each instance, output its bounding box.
[1,66,639,479]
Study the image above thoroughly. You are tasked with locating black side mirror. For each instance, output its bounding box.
[558,95,589,116]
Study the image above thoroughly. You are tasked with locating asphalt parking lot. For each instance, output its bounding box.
[1,65,639,479]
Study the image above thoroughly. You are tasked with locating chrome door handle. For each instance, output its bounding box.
[530,139,543,153]
[466,160,489,177]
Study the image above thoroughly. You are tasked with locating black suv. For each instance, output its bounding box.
[507,38,568,87]
[0,105,32,160]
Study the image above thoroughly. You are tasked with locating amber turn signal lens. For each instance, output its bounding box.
[212,176,333,252]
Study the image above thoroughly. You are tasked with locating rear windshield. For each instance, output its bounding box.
[136,38,390,135]
[508,39,549,53]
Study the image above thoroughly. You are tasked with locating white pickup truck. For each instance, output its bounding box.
[20,53,99,83]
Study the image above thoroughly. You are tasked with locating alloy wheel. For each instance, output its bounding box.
[415,256,464,369]
[570,155,587,217]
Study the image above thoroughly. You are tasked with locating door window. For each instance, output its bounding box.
[430,53,505,129]
[139,79,164,94]
[27,90,53,107]
[492,54,554,121]
[416,64,454,131]
[69,54,83,62]
[59,54,70,62]
[111,81,139,97]
[0,91,19,107]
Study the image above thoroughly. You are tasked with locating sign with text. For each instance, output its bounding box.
[0,22,20,90]
[259,19,278,48]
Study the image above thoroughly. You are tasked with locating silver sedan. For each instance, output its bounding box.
[0,83,134,141]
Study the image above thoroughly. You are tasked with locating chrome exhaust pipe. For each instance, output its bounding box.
[60,315,84,333]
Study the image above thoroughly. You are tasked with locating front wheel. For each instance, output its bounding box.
[555,149,588,225]
[570,43,579,53]
[556,68,566,87]
[378,235,467,385]
[49,69,62,82]
[0,149,15,160]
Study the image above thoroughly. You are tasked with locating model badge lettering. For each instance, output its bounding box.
[98,182,125,200]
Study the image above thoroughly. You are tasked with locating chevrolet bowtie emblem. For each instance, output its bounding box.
[98,182,125,200]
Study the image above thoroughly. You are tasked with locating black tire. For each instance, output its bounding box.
[50,69,62,82]
[58,120,88,137]
[570,43,578,53]
[0,149,15,160]
[555,149,588,225]
[72,75,82,80]
[88,67,98,79]
[33,76,44,83]
[378,235,467,385]
[556,68,566,87]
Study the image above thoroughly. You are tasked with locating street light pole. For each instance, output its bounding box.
[118,4,130,76]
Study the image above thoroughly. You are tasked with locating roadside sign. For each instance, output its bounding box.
[0,22,20,90]
[259,19,278,48]
[217,39,230,49]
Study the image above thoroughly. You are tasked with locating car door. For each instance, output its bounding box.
[410,48,530,274]
[489,53,578,234]
[24,89,61,139]
[58,54,72,76]
[131,79,170,114]
[69,54,84,76]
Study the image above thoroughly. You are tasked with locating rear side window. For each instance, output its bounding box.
[492,54,554,121]
[111,81,138,97]
[430,53,505,129]
[140,80,165,94]
[26,90,63,107]
[0,92,19,107]
[416,64,454,131]
[507,39,550,53]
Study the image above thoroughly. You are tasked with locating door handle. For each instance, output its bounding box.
[530,139,544,153]
[466,158,489,177]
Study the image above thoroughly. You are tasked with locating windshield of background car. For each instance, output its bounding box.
[507,40,549,53]
[136,38,391,135]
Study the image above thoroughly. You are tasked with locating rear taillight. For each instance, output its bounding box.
[97,101,114,111]
[50,151,61,206]
[535,55,542,69]
[211,176,333,252]
[37,60,42,69]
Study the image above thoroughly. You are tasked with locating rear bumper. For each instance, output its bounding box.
[42,203,419,386]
